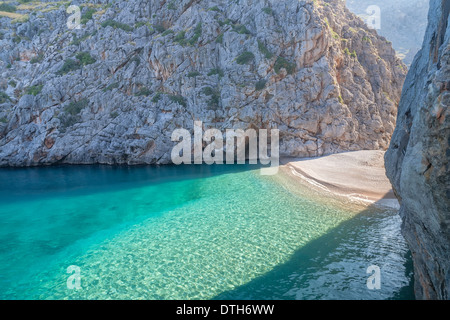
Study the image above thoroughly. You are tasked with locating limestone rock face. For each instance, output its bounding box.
[0,0,406,166]
[385,0,450,300]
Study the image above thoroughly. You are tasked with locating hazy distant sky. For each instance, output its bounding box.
[346,0,429,65]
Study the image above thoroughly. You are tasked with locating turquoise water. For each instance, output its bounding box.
[0,165,414,300]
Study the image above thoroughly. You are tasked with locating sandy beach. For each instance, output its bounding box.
[280,150,399,208]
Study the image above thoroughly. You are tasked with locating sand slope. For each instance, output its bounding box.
[281,151,399,207]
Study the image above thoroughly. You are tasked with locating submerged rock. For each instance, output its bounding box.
[0,0,406,166]
[385,0,450,300]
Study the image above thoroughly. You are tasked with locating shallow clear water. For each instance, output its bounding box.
[0,165,414,300]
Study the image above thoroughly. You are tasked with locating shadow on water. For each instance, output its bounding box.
[0,163,262,203]
[213,200,415,300]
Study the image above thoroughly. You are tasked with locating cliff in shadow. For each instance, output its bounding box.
[385,0,450,300]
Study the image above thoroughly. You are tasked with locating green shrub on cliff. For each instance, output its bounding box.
[152,92,163,103]
[255,79,267,91]
[169,95,187,107]
[57,59,80,75]
[232,24,251,35]
[81,8,96,25]
[135,87,152,97]
[76,52,96,66]
[0,3,16,13]
[188,23,202,45]
[236,51,255,65]
[258,41,273,59]
[65,99,89,116]
[0,91,11,104]
[187,71,200,78]
[101,20,133,32]
[26,85,43,96]
[274,57,295,75]
[208,68,224,78]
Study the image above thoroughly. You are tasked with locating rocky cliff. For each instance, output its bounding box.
[0,0,406,166]
[385,0,450,300]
